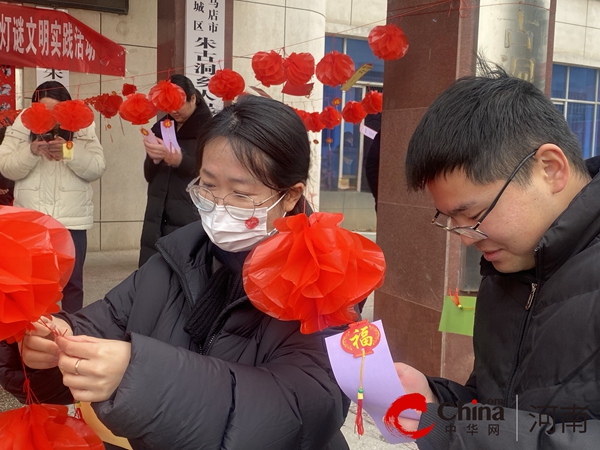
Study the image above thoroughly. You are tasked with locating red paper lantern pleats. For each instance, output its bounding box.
[243,212,386,334]
[252,51,287,87]
[0,403,104,449]
[90,93,123,119]
[304,112,325,133]
[342,101,367,124]
[316,51,355,87]
[122,83,137,96]
[284,52,315,86]
[52,100,95,133]
[148,79,187,112]
[319,106,342,129]
[0,206,75,343]
[118,93,158,125]
[368,23,409,61]
[20,103,57,135]
[361,91,383,114]
[208,69,246,101]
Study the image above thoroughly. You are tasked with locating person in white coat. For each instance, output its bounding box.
[0,81,105,313]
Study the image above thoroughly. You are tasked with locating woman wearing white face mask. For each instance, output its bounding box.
[9,95,349,450]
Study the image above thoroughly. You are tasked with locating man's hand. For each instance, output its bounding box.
[392,362,438,433]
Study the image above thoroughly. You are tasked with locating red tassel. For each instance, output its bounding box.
[354,348,366,436]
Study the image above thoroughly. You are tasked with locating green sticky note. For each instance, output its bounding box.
[438,295,477,337]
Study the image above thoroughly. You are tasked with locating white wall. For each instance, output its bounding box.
[554,0,600,67]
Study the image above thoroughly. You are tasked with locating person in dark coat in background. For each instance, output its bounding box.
[138,74,212,267]
[4,95,349,450]
[364,130,380,210]
[0,127,14,205]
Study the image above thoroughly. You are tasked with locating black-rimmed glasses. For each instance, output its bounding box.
[432,149,538,241]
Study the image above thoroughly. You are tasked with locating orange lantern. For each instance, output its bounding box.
[342,101,367,124]
[319,106,342,129]
[252,51,287,87]
[304,112,325,133]
[122,83,137,96]
[284,52,315,86]
[148,79,187,112]
[118,93,158,125]
[20,103,56,135]
[361,90,383,114]
[368,23,409,61]
[208,68,246,101]
[315,51,355,87]
[52,100,95,133]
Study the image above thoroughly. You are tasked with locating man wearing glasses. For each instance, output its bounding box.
[398,64,600,448]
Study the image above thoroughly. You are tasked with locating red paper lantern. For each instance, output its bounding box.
[118,93,158,125]
[252,51,287,87]
[284,52,315,86]
[20,103,56,135]
[122,83,137,96]
[148,79,187,112]
[342,101,367,124]
[361,90,383,114]
[243,212,386,334]
[319,106,342,129]
[368,23,409,61]
[0,109,21,128]
[91,93,123,119]
[315,51,355,87]
[304,112,325,133]
[208,69,246,101]
[0,206,75,343]
[0,403,104,449]
[52,100,95,132]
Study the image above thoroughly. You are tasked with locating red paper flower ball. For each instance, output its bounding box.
[122,83,137,96]
[252,51,287,87]
[316,51,355,87]
[284,52,315,86]
[304,112,325,133]
[208,69,246,101]
[20,103,56,135]
[118,93,158,125]
[243,212,386,334]
[52,100,95,132]
[361,90,383,114]
[92,93,123,119]
[148,79,187,112]
[342,101,367,124]
[368,23,409,61]
[319,106,342,129]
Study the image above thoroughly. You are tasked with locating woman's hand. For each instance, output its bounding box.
[19,316,73,369]
[143,138,169,164]
[30,139,49,158]
[163,150,182,167]
[45,137,66,161]
[56,335,131,402]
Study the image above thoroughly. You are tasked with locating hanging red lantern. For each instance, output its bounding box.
[361,90,383,114]
[284,52,315,86]
[292,107,309,123]
[20,103,56,135]
[118,93,158,125]
[252,51,287,87]
[315,51,355,87]
[208,68,246,101]
[148,79,187,112]
[243,212,386,334]
[368,23,409,61]
[342,101,367,124]
[319,106,342,129]
[304,112,325,133]
[52,100,95,133]
[0,109,21,127]
[92,93,123,119]
[122,83,137,96]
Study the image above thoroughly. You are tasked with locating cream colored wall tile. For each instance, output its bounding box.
[350,0,387,28]
[101,222,143,250]
[233,2,286,55]
[584,27,600,65]
[68,8,101,32]
[553,22,586,64]
[101,0,157,47]
[285,0,326,15]
[326,0,351,24]
[236,0,285,5]
[555,0,588,26]
[587,0,600,29]
[87,223,101,252]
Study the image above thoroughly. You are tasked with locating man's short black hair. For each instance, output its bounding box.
[405,62,589,191]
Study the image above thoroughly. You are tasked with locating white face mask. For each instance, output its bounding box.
[199,194,286,253]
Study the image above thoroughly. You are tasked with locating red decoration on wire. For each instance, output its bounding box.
[368,23,409,61]
[20,103,56,135]
[315,51,355,87]
[284,52,315,86]
[319,106,342,129]
[89,93,123,119]
[118,93,158,125]
[342,101,367,124]
[361,91,383,114]
[121,83,137,96]
[208,68,246,101]
[52,100,95,132]
[148,79,187,112]
[0,403,104,449]
[242,212,386,334]
[0,206,75,343]
[252,51,287,87]
[0,109,21,128]
[304,112,325,133]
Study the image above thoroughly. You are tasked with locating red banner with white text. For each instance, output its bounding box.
[0,4,125,76]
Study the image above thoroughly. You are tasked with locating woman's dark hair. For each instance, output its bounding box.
[169,74,210,113]
[32,81,71,103]
[196,95,310,216]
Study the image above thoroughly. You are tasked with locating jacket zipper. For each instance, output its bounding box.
[200,297,248,355]
[155,242,195,311]
[504,281,538,405]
